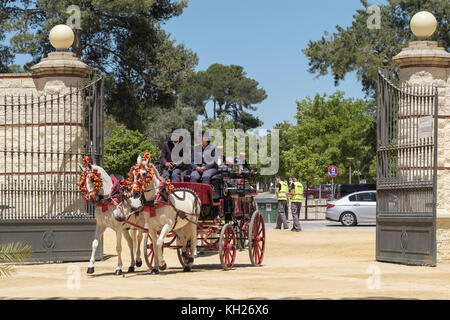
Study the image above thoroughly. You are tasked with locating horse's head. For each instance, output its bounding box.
[112,200,128,222]
[77,156,112,204]
[128,152,160,200]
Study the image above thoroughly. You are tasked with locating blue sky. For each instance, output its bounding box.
[9,0,386,129]
[162,0,386,129]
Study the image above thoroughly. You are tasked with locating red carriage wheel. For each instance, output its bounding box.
[143,233,163,270]
[219,224,236,270]
[248,211,265,266]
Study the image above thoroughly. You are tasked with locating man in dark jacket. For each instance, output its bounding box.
[161,128,184,182]
[190,130,218,184]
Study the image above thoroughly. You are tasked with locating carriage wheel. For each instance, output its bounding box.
[177,240,192,268]
[248,211,265,266]
[219,224,236,271]
[143,233,164,270]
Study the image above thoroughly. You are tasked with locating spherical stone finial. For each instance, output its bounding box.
[410,11,437,38]
[49,24,75,50]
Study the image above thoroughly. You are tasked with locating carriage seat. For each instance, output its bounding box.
[171,182,214,206]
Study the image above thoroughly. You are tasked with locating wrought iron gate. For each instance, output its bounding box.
[0,74,104,262]
[376,70,438,266]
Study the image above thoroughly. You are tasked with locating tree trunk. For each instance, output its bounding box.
[218,103,224,118]
[203,105,208,119]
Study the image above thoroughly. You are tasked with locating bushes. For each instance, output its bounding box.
[104,126,160,176]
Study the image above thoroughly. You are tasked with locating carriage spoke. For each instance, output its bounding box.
[253,244,259,260]
[219,224,236,270]
[225,251,230,266]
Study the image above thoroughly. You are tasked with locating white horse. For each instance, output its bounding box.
[81,162,145,275]
[130,155,201,274]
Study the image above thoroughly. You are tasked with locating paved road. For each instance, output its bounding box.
[266,219,376,231]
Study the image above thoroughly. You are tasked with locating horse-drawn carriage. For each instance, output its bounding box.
[142,166,266,271]
[78,153,265,275]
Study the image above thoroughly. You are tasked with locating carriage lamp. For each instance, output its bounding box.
[410,11,437,39]
[49,24,75,50]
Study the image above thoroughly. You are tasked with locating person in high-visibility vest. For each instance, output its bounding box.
[289,173,303,232]
[275,176,289,230]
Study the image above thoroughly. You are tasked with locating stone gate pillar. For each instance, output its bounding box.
[0,24,90,219]
[32,25,90,217]
[392,14,450,262]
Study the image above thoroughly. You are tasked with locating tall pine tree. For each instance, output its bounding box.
[303,0,449,97]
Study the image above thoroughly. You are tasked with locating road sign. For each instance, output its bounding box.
[328,165,338,178]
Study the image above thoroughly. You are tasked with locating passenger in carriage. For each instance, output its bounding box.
[190,130,218,185]
[232,152,258,174]
[161,128,184,182]
[217,146,234,172]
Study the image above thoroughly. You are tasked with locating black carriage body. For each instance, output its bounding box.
[207,168,258,222]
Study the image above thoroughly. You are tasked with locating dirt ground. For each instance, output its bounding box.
[1,226,450,300]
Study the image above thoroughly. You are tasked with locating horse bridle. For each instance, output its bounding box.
[133,165,201,229]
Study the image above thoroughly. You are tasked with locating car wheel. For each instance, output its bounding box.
[340,212,357,226]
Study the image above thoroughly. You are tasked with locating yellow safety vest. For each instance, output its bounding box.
[291,181,304,203]
[277,181,288,201]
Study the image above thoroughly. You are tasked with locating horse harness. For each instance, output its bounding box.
[94,181,127,213]
[141,184,201,232]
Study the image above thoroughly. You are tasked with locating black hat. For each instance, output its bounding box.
[169,127,180,134]
[292,173,298,179]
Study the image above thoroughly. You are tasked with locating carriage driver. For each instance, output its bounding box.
[161,127,184,182]
[190,130,218,185]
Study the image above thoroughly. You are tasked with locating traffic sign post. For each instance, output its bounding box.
[328,166,338,199]
[328,165,338,178]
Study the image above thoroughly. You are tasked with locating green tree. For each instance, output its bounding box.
[278,92,375,186]
[303,0,449,97]
[0,1,14,72]
[205,113,236,156]
[143,104,199,148]
[6,0,198,132]
[180,63,267,130]
[104,126,160,176]
[0,242,32,278]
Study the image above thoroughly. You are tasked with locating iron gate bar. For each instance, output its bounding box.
[0,74,104,262]
[376,69,438,266]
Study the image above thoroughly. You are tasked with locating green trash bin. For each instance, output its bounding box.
[255,196,278,224]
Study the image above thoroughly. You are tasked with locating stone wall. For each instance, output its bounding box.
[0,74,36,96]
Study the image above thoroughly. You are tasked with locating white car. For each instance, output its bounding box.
[326,191,376,226]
